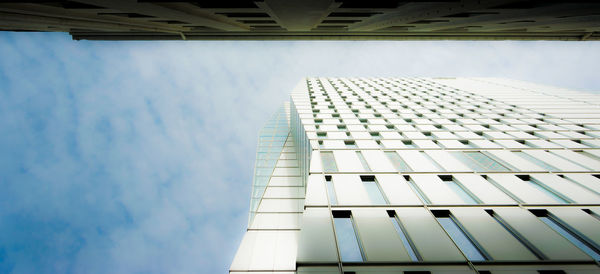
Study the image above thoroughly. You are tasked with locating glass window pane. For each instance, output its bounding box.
[333,214,363,262]
[451,151,509,171]
[325,177,337,205]
[321,151,338,172]
[361,177,387,205]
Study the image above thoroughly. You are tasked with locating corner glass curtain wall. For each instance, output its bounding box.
[248,106,289,226]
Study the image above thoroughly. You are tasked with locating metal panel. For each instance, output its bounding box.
[451,208,538,261]
[397,150,443,172]
[310,151,323,173]
[548,207,600,246]
[524,150,588,171]
[487,174,559,204]
[362,150,396,172]
[531,174,600,204]
[305,174,328,206]
[273,231,299,270]
[230,231,257,270]
[333,150,366,172]
[454,174,516,204]
[297,208,338,263]
[487,150,546,171]
[393,207,466,262]
[426,150,471,172]
[376,174,422,205]
[411,174,465,205]
[333,174,370,205]
[249,231,278,270]
[493,207,592,261]
[565,174,600,194]
[551,150,600,170]
[353,208,411,262]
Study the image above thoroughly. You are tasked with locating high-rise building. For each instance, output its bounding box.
[1,1,599,41]
[231,77,600,274]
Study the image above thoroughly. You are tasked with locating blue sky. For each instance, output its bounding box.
[0,32,599,274]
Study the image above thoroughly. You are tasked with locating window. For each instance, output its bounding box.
[516,175,570,204]
[459,140,477,148]
[332,211,364,262]
[324,175,337,205]
[450,151,510,171]
[344,140,357,148]
[402,140,416,148]
[385,151,412,172]
[432,210,488,261]
[438,175,479,204]
[531,209,600,260]
[321,151,338,172]
[388,210,420,261]
[360,175,387,205]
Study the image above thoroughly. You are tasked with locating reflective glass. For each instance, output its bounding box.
[321,151,338,172]
[363,180,387,205]
[325,179,337,205]
[248,106,289,225]
[333,216,363,262]
[451,151,509,171]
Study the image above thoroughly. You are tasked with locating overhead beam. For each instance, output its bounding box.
[76,0,250,31]
[347,0,517,31]
[0,11,184,33]
[260,0,339,31]
[406,3,600,32]
[0,3,190,33]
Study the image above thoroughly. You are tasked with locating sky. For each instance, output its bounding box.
[0,32,599,274]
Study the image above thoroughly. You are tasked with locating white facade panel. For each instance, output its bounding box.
[493,207,592,261]
[397,150,443,172]
[332,174,370,205]
[305,174,328,206]
[393,207,465,262]
[352,208,411,261]
[376,174,422,205]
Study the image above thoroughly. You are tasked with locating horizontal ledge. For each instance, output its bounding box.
[297,261,598,267]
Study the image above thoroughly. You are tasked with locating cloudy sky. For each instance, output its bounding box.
[0,32,599,274]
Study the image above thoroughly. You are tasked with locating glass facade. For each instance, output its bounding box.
[248,106,289,226]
